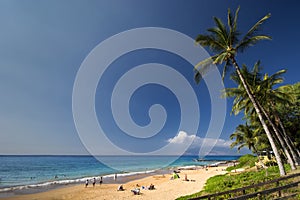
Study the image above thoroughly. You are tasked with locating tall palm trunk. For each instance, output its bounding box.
[271,100,299,164]
[295,146,300,157]
[257,103,297,170]
[276,114,299,165]
[231,57,286,176]
[288,136,300,157]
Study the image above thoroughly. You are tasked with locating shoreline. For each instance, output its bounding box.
[0,155,240,194]
[0,162,232,196]
[0,168,170,198]
[0,165,229,200]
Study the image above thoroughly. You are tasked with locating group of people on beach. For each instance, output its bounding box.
[85,173,118,187]
[85,176,103,187]
[130,183,155,195]
[84,173,154,196]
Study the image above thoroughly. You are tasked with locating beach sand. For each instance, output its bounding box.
[2,167,227,200]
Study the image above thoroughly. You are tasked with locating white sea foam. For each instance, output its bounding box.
[177,165,198,170]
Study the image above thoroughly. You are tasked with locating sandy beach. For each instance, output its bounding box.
[2,166,227,200]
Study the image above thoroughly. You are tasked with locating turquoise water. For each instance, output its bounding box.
[0,155,240,194]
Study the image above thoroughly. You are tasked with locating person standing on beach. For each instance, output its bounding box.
[114,173,117,181]
[92,177,96,187]
[184,174,189,181]
[99,176,103,185]
[85,179,89,187]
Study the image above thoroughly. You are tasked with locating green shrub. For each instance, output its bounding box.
[226,154,257,171]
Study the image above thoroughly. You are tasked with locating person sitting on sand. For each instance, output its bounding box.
[117,184,124,191]
[131,188,140,195]
[85,179,89,187]
[171,172,180,180]
[148,183,155,190]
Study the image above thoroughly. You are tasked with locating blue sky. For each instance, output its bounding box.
[0,0,299,155]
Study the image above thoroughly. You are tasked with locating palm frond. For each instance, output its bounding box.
[222,60,231,81]
[228,6,240,47]
[227,8,233,29]
[222,87,242,98]
[233,6,240,32]
[237,35,271,52]
[207,27,228,48]
[269,69,286,82]
[236,12,271,51]
[194,55,216,69]
[213,17,228,44]
[245,13,271,38]
[214,52,228,65]
[195,34,225,52]
[194,55,218,84]
[275,85,296,103]
[252,60,262,75]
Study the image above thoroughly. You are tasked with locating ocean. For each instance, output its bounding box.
[0,155,240,197]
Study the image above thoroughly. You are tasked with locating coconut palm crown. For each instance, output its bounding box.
[194,6,271,83]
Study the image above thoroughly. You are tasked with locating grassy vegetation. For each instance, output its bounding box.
[177,155,297,200]
[226,154,257,171]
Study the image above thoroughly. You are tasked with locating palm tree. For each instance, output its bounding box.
[277,83,300,158]
[224,64,258,116]
[230,124,267,168]
[194,7,286,175]
[258,72,298,168]
[225,63,297,169]
[230,124,258,153]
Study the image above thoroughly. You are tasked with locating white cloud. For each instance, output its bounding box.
[197,137,232,148]
[167,130,233,151]
[166,130,251,155]
[167,131,196,144]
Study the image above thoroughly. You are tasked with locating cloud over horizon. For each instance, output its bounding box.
[167,131,196,144]
[167,130,246,155]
